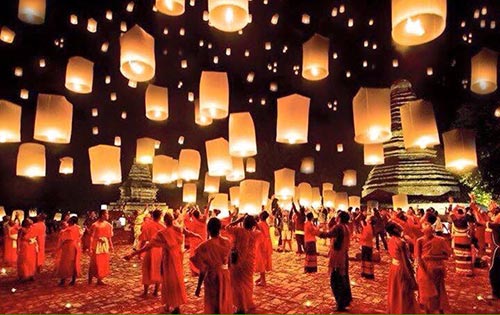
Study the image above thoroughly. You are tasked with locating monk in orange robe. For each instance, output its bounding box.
[32,214,47,273]
[17,219,38,281]
[255,211,273,286]
[187,208,208,275]
[89,210,113,285]
[191,217,233,314]
[3,217,19,267]
[56,216,82,286]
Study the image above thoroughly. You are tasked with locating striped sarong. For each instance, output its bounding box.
[304,241,317,273]
[361,246,374,279]
[452,226,473,275]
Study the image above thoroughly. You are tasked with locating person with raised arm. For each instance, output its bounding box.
[187,198,212,275]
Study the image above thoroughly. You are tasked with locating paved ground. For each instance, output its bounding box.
[1,230,499,314]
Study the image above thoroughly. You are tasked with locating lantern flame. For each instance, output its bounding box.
[404,17,425,36]
[225,7,234,23]
[129,61,145,74]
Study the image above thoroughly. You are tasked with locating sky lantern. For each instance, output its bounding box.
[17,143,45,177]
[178,149,201,181]
[300,157,314,174]
[260,180,270,206]
[323,190,336,208]
[443,129,477,173]
[0,26,16,43]
[302,34,329,81]
[120,25,155,82]
[239,179,262,215]
[18,0,46,24]
[59,157,73,174]
[136,137,156,164]
[246,157,256,173]
[276,94,310,144]
[311,187,321,208]
[194,100,213,126]
[471,48,498,95]
[229,112,257,157]
[204,172,220,193]
[65,56,94,94]
[335,192,349,210]
[342,169,357,187]
[348,196,361,209]
[0,100,21,143]
[229,186,240,206]
[183,183,197,203]
[392,193,408,210]
[167,158,179,182]
[34,94,73,144]
[210,193,229,217]
[391,0,446,46]
[298,182,312,207]
[205,137,232,176]
[400,99,440,149]
[322,182,333,196]
[226,157,245,182]
[88,145,121,185]
[363,143,385,165]
[199,71,229,119]
[145,84,169,121]
[208,0,249,32]
[156,0,185,16]
[152,155,173,184]
[12,209,25,223]
[352,87,391,144]
[274,168,295,200]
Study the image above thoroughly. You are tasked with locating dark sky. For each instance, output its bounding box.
[0,0,499,212]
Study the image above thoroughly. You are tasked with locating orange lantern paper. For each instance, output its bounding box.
[229,112,257,157]
[183,183,197,203]
[322,182,334,196]
[199,71,229,119]
[298,182,312,207]
[0,100,21,143]
[276,94,310,144]
[471,48,498,95]
[352,87,391,144]
[210,193,229,217]
[120,25,155,82]
[0,26,16,44]
[323,190,336,208]
[311,187,321,208]
[226,157,245,182]
[156,0,185,16]
[88,145,121,185]
[260,180,270,206]
[34,94,73,144]
[348,196,361,209]
[65,56,94,94]
[59,157,73,174]
[208,0,249,32]
[136,137,156,164]
[18,0,46,24]
[274,168,295,200]
[204,172,220,193]
[392,193,408,210]
[178,149,201,181]
[167,158,179,182]
[302,34,329,80]
[206,137,232,176]
[194,99,213,126]
[12,210,25,223]
[239,179,262,215]
[342,169,357,187]
[229,186,240,206]
[300,157,314,174]
[153,155,173,184]
[400,100,440,149]
[363,143,385,165]
[17,143,45,177]
[246,157,256,173]
[443,129,477,173]
[0,207,6,221]
[145,84,169,121]
[335,192,349,210]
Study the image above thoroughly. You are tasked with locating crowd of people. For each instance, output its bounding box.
[1,193,500,314]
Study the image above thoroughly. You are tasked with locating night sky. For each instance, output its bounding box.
[0,0,499,213]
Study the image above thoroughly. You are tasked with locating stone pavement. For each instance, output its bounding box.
[1,232,499,314]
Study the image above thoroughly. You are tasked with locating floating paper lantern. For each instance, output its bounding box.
[391,0,447,46]
[17,143,45,177]
[322,182,334,195]
[178,149,201,181]
[199,71,229,119]
[226,157,245,182]
[363,143,385,165]
[53,212,62,221]
[311,187,321,208]
[167,158,179,182]
[246,157,256,173]
[260,180,270,206]
[274,168,295,200]
[335,192,349,210]
[18,0,46,24]
[302,34,329,80]
[156,0,185,16]
[205,138,232,176]
[471,48,498,95]
[194,100,213,126]
[229,186,240,206]
[276,94,310,144]
[348,196,361,209]
[87,18,97,33]
[400,100,440,149]
[28,209,37,218]
[145,84,169,121]
[210,193,229,217]
[183,183,197,203]
[34,94,73,144]
[136,137,156,164]
[239,179,262,215]
[352,87,391,144]
[0,27,15,43]
[342,169,357,187]
[12,210,25,223]
[0,100,21,143]
[229,112,257,157]
[337,144,344,152]
[204,172,220,193]
[114,136,121,146]
[298,182,312,207]
[443,129,477,173]
[65,56,94,94]
[323,190,336,208]
[0,207,6,221]
[300,157,314,174]
[120,25,155,82]
[153,155,173,184]
[88,145,121,185]
[392,193,408,210]
[59,157,73,174]
[208,0,249,32]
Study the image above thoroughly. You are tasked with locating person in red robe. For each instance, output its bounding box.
[82,211,97,252]
[125,212,201,314]
[304,212,319,273]
[32,214,47,273]
[138,209,165,297]
[360,215,375,279]
[255,211,273,285]
[3,216,19,267]
[56,216,82,286]
[187,200,211,275]
[191,217,233,314]
[88,210,113,285]
[17,218,37,281]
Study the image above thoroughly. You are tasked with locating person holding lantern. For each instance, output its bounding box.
[88,210,114,285]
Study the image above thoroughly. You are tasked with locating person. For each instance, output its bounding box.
[450,205,474,276]
[138,209,165,297]
[360,215,375,279]
[190,217,233,314]
[187,201,211,276]
[125,213,201,314]
[280,212,293,252]
[3,216,19,267]
[89,210,114,285]
[17,218,38,281]
[386,222,418,314]
[373,208,388,251]
[82,211,97,252]
[291,203,306,254]
[304,212,319,273]
[56,216,82,286]
[415,214,452,313]
[255,211,273,286]
[225,214,260,314]
[317,211,352,312]
[32,213,47,273]
[486,207,500,299]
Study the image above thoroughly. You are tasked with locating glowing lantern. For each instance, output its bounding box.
[178,149,201,181]
[18,0,46,24]
[229,112,257,157]
[208,0,249,32]
[145,84,169,121]
[59,157,73,174]
[136,137,156,164]
[323,190,336,208]
[210,193,229,217]
[392,193,408,210]
[12,210,25,223]
[298,182,312,207]
[205,138,232,176]
[311,187,321,208]
[239,179,262,215]
[443,129,477,173]
[229,186,240,206]
[34,94,73,144]
[0,27,16,43]
[348,196,361,209]
[274,168,295,200]
[183,183,197,203]
[342,170,357,187]
[0,100,21,143]
[260,180,270,206]
[246,157,256,173]
[204,172,220,193]
[337,144,344,152]
[194,100,213,126]
[0,207,5,222]
[17,143,45,177]
[322,183,334,195]
[400,100,440,149]
[114,136,121,146]
[153,155,173,184]
[226,157,245,182]
[53,213,62,221]
[120,25,155,82]
[199,71,229,119]
[65,56,94,94]
[391,0,447,46]
[276,94,310,144]
[302,34,329,80]
[88,145,121,185]
[28,209,37,217]
[335,192,349,210]
[300,157,314,174]
[471,48,498,95]
[363,143,385,165]
[156,0,185,16]
[167,158,179,182]
[352,87,391,144]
